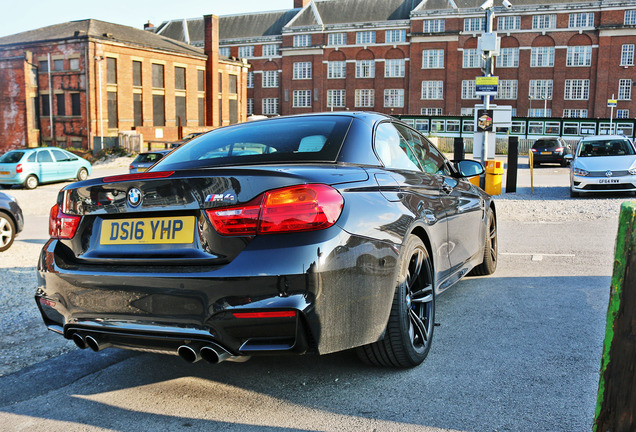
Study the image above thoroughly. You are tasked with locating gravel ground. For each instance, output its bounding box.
[0,158,632,377]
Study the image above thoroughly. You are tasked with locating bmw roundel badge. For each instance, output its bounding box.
[127,187,142,207]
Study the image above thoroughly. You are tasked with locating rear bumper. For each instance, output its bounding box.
[532,153,567,164]
[36,229,399,357]
[0,173,27,185]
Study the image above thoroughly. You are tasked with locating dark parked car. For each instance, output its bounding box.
[530,137,572,167]
[36,112,497,368]
[129,150,171,173]
[0,191,24,252]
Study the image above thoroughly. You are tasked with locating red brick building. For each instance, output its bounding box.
[0,18,249,153]
[156,0,636,120]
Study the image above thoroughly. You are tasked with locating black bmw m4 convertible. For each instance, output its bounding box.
[36,112,497,368]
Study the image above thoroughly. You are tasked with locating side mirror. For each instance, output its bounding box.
[564,154,574,161]
[456,160,485,178]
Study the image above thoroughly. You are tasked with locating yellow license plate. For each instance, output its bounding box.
[540,152,551,155]
[137,168,147,172]
[0,171,9,175]
[100,216,195,245]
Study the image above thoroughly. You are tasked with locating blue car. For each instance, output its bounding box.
[0,147,92,189]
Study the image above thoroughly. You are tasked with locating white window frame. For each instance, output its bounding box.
[422,49,444,69]
[247,98,254,116]
[355,89,375,107]
[497,80,518,100]
[530,47,555,67]
[497,15,520,30]
[262,98,278,115]
[219,47,231,57]
[355,60,375,78]
[461,80,478,99]
[246,71,254,89]
[262,44,279,57]
[421,108,443,116]
[564,79,590,100]
[621,44,635,66]
[421,80,443,100]
[293,34,311,47]
[569,12,594,28]
[533,14,557,29]
[262,70,279,88]
[327,89,346,108]
[563,109,588,118]
[618,79,632,100]
[356,31,376,45]
[529,79,553,100]
[293,62,312,80]
[463,49,483,69]
[292,90,312,108]
[327,61,346,79]
[625,10,636,25]
[566,46,592,67]
[464,17,485,32]
[496,47,519,68]
[384,59,405,78]
[238,45,254,58]
[384,89,404,108]
[617,109,630,119]
[385,29,406,43]
[422,19,445,33]
[328,33,347,46]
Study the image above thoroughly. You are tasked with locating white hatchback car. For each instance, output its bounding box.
[569,135,636,197]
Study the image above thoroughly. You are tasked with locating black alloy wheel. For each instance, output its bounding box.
[357,236,435,368]
[469,210,497,276]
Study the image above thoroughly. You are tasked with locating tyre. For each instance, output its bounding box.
[0,213,16,252]
[570,189,579,198]
[24,175,38,190]
[357,236,435,368]
[77,167,88,181]
[560,160,568,167]
[469,210,497,276]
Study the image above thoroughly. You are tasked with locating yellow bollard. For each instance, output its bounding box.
[484,160,503,195]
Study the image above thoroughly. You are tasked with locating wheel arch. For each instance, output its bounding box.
[409,225,435,283]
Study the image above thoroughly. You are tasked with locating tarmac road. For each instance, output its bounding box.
[0,157,626,431]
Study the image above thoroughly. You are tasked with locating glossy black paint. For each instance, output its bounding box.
[36,112,494,361]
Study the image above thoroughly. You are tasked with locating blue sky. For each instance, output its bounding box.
[0,0,294,37]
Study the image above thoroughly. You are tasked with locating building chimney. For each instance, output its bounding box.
[144,21,154,30]
[204,14,219,127]
[294,0,311,8]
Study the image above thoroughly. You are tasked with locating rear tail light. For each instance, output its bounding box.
[555,147,564,152]
[49,203,82,239]
[16,163,22,173]
[206,184,344,236]
[530,148,537,152]
[129,165,134,171]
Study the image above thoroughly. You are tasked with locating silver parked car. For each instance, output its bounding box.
[569,135,636,197]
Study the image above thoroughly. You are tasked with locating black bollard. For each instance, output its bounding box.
[506,136,518,193]
[453,137,464,161]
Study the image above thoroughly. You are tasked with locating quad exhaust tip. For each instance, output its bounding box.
[177,343,234,364]
[72,333,88,350]
[85,335,112,352]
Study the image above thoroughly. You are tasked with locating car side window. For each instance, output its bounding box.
[51,149,69,162]
[374,122,421,172]
[27,152,36,163]
[37,150,53,163]
[394,123,450,176]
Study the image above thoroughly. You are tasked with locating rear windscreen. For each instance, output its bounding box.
[134,153,166,164]
[0,151,24,163]
[153,116,353,171]
[532,140,559,149]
